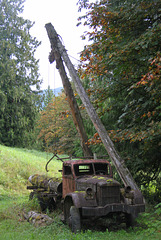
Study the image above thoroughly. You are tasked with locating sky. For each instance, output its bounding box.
[23,0,88,90]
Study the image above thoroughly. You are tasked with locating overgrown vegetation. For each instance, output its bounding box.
[35,0,161,203]
[0,145,161,239]
[0,0,161,237]
[76,0,161,190]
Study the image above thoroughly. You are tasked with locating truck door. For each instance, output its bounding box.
[63,165,75,198]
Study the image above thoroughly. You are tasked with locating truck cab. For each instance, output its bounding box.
[62,159,145,233]
[62,159,112,198]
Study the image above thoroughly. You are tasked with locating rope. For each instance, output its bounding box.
[46,62,50,176]
[53,61,58,155]
[45,61,63,172]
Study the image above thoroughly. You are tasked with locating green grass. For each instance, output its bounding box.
[0,144,161,240]
[0,145,63,195]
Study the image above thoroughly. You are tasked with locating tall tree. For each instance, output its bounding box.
[0,0,41,147]
[77,0,161,186]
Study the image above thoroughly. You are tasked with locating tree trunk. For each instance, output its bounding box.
[45,25,92,157]
[45,23,140,191]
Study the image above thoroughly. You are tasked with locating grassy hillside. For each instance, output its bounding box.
[0,145,161,240]
[0,145,63,196]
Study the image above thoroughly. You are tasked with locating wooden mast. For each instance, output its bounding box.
[46,25,92,157]
[45,23,140,191]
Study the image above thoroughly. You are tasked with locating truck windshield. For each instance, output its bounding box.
[94,163,109,175]
[74,163,94,176]
[74,163,109,176]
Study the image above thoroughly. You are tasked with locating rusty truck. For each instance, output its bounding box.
[27,158,145,233]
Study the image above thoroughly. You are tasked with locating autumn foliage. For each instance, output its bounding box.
[36,0,161,201]
[77,0,161,192]
[36,93,80,155]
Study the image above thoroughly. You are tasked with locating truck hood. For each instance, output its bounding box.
[76,175,120,192]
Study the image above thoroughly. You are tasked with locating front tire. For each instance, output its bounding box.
[64,201,81,233]
[70,206,81,233]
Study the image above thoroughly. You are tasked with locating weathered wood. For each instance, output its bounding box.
[45,23,140,191]
[28,174,62,192]
[45,27,92,157]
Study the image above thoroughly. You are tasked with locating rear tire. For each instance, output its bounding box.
[37,196,56,213]
[126,213,135,228]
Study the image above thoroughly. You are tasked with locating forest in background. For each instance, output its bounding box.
[0,0,161,203]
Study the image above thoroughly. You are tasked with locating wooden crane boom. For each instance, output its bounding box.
[45,23,141,191]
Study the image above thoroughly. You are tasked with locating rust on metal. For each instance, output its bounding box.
[27,158,145,232]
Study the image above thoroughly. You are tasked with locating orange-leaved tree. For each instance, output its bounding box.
[77,0,161,192]
[36,92,81,155]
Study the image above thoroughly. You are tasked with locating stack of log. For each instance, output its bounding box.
[28,174,62,194]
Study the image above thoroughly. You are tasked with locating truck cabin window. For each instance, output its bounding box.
[64,165,72,175]
[74,163,109,176]
[94,163,109,175]
[74,164,93,176]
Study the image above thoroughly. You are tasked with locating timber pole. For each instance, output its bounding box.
[45,24,92,157]
[45,23,140,191]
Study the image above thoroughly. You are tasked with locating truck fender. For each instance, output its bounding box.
[133,189,145,204]
[64,191,97,209]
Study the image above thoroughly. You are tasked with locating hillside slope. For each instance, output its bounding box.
[0,145,62,196]
[0,145,161,240]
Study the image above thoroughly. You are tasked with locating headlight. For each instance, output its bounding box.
[86,187,93,196]
[85,187,95,200]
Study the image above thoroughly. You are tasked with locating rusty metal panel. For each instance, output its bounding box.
[63,176,75,198]
[62,159,112,198]
[65,192,97,208]
[82,203,145,217]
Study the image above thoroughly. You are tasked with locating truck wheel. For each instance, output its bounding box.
[126,213,135,228]
[70,206,81,233]
[37,196,48,212]
[64,201,81,233]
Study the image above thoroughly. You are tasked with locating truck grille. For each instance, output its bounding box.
[98,186,120,206]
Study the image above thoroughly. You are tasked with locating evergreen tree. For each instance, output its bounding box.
[41,86,55,110]
[0,0,41,147]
